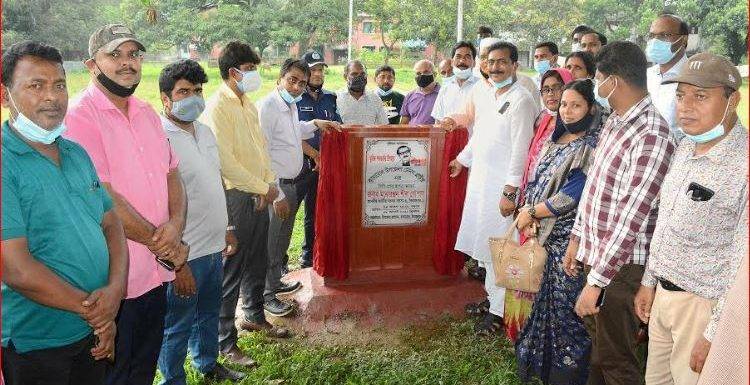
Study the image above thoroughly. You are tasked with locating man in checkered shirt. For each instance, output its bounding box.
[562,41,676,385]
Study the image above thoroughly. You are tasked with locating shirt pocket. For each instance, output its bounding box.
[668,181,740,247]
[73,182,106,224]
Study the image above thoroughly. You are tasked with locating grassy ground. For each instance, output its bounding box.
[7,63,747,384]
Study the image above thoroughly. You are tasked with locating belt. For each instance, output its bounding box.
[658,278,685,292]
[279,174,304,185]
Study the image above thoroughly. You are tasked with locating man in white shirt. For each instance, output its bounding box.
[336,60,389,125]
[432,41,480,133]
[442,41,539,337]
[256,59,339,313]
[646,12,690,138]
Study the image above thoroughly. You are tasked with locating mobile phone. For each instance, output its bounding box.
[595,288,606,308]
[156,257,175,271]
[687,182,714,201]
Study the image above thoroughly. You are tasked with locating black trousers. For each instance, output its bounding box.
[2,334,105,385]
[219,189,269,352]
[295,169,318,265]
[105,284,167,385]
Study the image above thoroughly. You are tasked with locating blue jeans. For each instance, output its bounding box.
[158,252,223,385]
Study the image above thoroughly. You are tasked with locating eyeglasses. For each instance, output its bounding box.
[647,32,683,41]
[540,84,563,95]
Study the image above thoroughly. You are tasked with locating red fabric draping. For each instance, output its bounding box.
[432,128,469,275]
[312,130,350,280]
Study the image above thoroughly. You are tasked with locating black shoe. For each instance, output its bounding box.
[205,362,247,382]
[276,281,302,295]
[474,313,504,337]
[281,265,290,276]
[264,298,295,317]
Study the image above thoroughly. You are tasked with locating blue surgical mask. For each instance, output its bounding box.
[279,87,302,104]
[491,76,513,90]
[453,66,473,80]
[646,37,683,65]
[534,59,551,75]
[235,69,261,94]
[7,92,67,144]
[571,43,581,52]
[170,95,205,122]
[442,75,455,85]
[593,76,616,110]
[376,87,393,97]
[679,101,731,144]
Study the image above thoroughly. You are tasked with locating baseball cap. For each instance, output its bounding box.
[88,24,146,58]
[301,51,327,68]
[662,52,742,91]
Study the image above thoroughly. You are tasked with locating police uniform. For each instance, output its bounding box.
[295,51,341,267]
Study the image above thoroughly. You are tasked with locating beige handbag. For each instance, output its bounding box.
[488,216,548,293]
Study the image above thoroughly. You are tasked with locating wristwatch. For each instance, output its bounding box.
[528,205,538,219]
[502,190,517,202]
[226,225,236,231]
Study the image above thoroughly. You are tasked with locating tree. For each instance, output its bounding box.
[362,0,409,64]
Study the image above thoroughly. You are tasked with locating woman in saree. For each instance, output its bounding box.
[514,79,605,385]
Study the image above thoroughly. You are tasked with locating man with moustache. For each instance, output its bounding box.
[374,65,404,124]
[442,41,539,337]
[65,24,189,385]
[295,51,341,269]
[336,60,389,125]
[1,41,128,385]
[432,41,480,134]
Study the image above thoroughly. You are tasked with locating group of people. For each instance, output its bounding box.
[0,13,746,385]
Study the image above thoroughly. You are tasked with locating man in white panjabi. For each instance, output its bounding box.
[443,41,539,336]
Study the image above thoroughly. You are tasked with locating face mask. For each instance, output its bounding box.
[571,43,581,52]
[491,76,513,90]
[560,111,594,134]
[308,83,323,93]
[679,100,731,144]
[453,66,473,80]
[416,74,435,88]
[7,92,67,144]
[594,76,616,109]
[96,67,138,97]
[235,69,261,94]
[279,87,302,104]
[170,95,205,122]
[376,87,393,97]
[534,59,551,75]
[646,37,683,65]
[442,76,454,85]
[544,108,558,117]
[348,74,367,93]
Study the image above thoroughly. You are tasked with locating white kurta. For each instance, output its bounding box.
[454,81,539,262]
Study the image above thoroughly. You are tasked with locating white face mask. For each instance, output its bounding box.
[571,43,582,52]
[234,68,261,94]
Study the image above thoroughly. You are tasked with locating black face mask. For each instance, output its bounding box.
[347,74,367,93]
[561,111,594,134]
[415,74,434,88]
[96,65,138,97]
[308,83,323,93]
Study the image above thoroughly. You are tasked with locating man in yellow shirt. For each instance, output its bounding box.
[199,41,290,369]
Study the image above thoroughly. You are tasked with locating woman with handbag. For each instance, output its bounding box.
[504,68,574,341]
[514,79,604,385]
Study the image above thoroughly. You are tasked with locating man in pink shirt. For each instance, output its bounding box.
[64,24,188,385]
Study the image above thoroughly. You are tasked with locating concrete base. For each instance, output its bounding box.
[271,268,486,336]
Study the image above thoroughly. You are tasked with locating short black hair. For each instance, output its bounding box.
[396,145,411,154]
[486,41,518,63]
[596,41,648,90]
[280,58,310,79]
[344,60,366,76]
[657,12,690,36]
[535,42,559,55]
[218,41,261,80]
[566,51,596,78]
[451,41,477,59]
[477,26,493,36]
[571,25,592,39]
[2,41,64,88]
[563,79,595,107]
[159,59,208,95]
[375,65,395,77]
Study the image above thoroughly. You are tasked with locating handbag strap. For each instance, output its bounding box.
[502,215,521,240]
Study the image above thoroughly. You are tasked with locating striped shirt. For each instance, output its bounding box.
[572,95,675,287]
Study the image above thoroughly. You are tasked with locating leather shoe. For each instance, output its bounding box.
[276,281,302,295]
[240,318,291,338]
[221,345,258,368]
[204,362,247,382]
